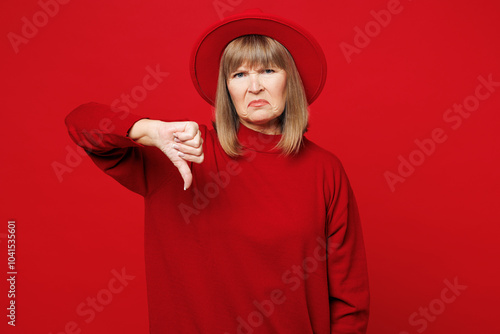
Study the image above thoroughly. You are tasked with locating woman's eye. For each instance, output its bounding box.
[233,72,244,78]
[264,69,275,74]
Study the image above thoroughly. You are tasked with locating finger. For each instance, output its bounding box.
[172,142,203,156]
[178,152,204,164]
[175,123,198,142]
[175,161,193,190]
[177,131,203,148]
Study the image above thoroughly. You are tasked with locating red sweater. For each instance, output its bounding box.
[65,102,370,334]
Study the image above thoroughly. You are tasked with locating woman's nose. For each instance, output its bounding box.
[248,75,263,93]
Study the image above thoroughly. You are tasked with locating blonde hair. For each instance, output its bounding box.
[214,34,309,157]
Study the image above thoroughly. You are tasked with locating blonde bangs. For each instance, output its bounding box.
[221,35,288,79]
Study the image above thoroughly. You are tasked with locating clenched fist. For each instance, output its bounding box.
[128,119,204,190]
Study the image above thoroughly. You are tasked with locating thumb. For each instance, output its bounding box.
[174,159,193,190]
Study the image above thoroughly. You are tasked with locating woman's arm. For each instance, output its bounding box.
[326,159,370,334]
[65,102,204,194]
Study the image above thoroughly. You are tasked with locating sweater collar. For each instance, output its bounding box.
[237,122,282,153]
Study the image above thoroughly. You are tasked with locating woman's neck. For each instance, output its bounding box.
[239,119,281,135]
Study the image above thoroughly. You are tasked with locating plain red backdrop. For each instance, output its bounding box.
[1,0,499,333]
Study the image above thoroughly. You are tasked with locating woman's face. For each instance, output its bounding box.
[227,63,287,134]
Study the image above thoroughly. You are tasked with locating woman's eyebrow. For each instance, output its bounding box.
[233,65,270,73]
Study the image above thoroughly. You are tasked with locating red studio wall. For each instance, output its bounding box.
[1,0,499,333]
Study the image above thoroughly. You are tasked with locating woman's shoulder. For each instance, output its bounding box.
[302,136,344,167]
[301,137,353,188]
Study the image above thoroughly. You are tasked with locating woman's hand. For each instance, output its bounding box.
[129,119,204,190]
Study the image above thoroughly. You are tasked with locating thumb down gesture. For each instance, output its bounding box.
[129,119,204,190]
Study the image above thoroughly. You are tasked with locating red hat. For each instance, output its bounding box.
[190,9,327,106]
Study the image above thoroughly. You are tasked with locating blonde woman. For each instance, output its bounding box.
[66,9,370,334]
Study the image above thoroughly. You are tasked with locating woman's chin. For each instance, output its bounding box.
[246,112,279,125]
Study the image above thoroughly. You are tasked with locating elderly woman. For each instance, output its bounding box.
[66,10,369,334]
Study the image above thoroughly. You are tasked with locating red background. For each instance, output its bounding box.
[1,0,499,333]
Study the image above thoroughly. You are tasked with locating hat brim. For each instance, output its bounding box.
[190,10,327,106]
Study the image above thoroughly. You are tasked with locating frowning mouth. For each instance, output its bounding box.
[248,99,270,107]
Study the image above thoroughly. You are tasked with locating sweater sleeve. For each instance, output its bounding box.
[64,102,153,197]
[326,159,370,334]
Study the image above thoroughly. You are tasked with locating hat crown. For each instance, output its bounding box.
[241,8,264,15]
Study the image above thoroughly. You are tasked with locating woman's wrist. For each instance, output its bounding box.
[128,118,160,146]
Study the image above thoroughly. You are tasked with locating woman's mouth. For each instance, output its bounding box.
[248,99,270,107]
